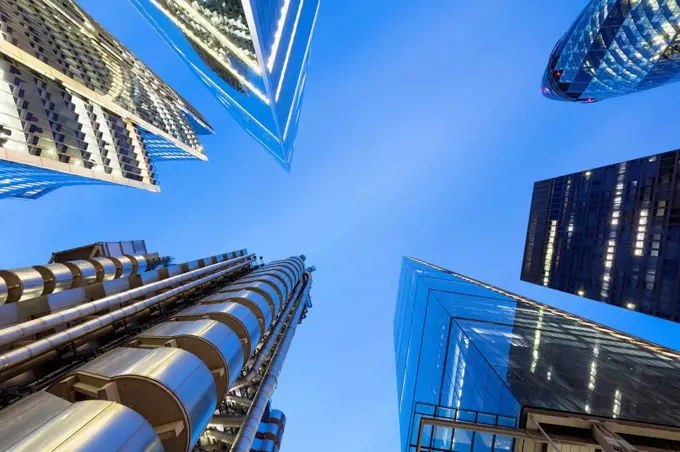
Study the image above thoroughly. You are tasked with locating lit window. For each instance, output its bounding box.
[577,290,585,296]
[637,233,645,240]
[634,249,643,256]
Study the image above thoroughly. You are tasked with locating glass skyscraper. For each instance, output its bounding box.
[130,0,320,171]
[541,0,680,103]
[0,241,313,452]
[395,257,680,452]
[0,0,214,200]
[522,149,680,321]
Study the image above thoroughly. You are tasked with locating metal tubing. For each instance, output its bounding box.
[0,254,255,348]
[229,281,305,392]
[226,395,253,407]
[230,274,312,452]
[209,416,245,428]
[205,429,235,444]
[0,252,161,306]
[0,258,255,374]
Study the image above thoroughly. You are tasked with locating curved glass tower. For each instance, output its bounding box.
[130,0,320,171]
[541,0,680,103]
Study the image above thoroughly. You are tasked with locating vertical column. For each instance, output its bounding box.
[125,120,153,185]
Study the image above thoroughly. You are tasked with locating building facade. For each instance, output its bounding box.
[0,0,213,199]
[522,150,680,321]
[541,0,680,103]
[130,0,320,171]
[395,257,680,452]
[0,241,313,452]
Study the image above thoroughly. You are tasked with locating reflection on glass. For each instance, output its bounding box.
[395,257,680,452]
[130,0,320,171]
[0,0,212,199]
[541,0,680,102]
[522,149,680,321]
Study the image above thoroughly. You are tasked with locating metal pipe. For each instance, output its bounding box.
[0,258,255,374]
[230,274,312,452]
[225,395,252,407]
[229,281,305,392]
[205,429,235,444]
[0,254,255,348]
[209,416,245,428]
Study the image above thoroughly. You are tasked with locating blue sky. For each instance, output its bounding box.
[3,1,680,450]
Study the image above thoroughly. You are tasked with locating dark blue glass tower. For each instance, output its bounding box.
[522,149,680,321]
[395,257,680,452]
[541,0,680,103]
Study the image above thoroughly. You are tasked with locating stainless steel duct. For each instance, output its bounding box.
[229,281,305,392]
[62,260,99,286]
[226,395,253,407]
[174,302,262,360]
[230,274,312,452]
[0,257,254,374]
[0,254,254,348]
[134,319,245,399]
[112,255,135,278]
[0,278,6,306]
[0,252,164,306]
[218,280,282,311]
[33,263,75,294]
[251,437,278,452]
[0,391,163,451]
[0,251,310,452]
[50,346,217,452]
[205,429,235,444]
[203,290,275,329]
[0,268,45,304]
[245,268,292,293]
[268,409,286,429]
[257,420,284,445]
[130,254,147,273]
[209,416,245,428]
[88,257,118,281]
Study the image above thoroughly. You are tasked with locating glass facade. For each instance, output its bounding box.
[395,257,680,452]
[130,0,320,171]
[522,149,680,321]
[541,0,680,102]
[0,0,213,199]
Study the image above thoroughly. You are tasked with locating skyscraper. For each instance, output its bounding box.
[0,241,313,452]
[130,0,320,171]
[395,257,680,452]
[541,0,680,103]
[522,149,680,321]
[0,0,213,200]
